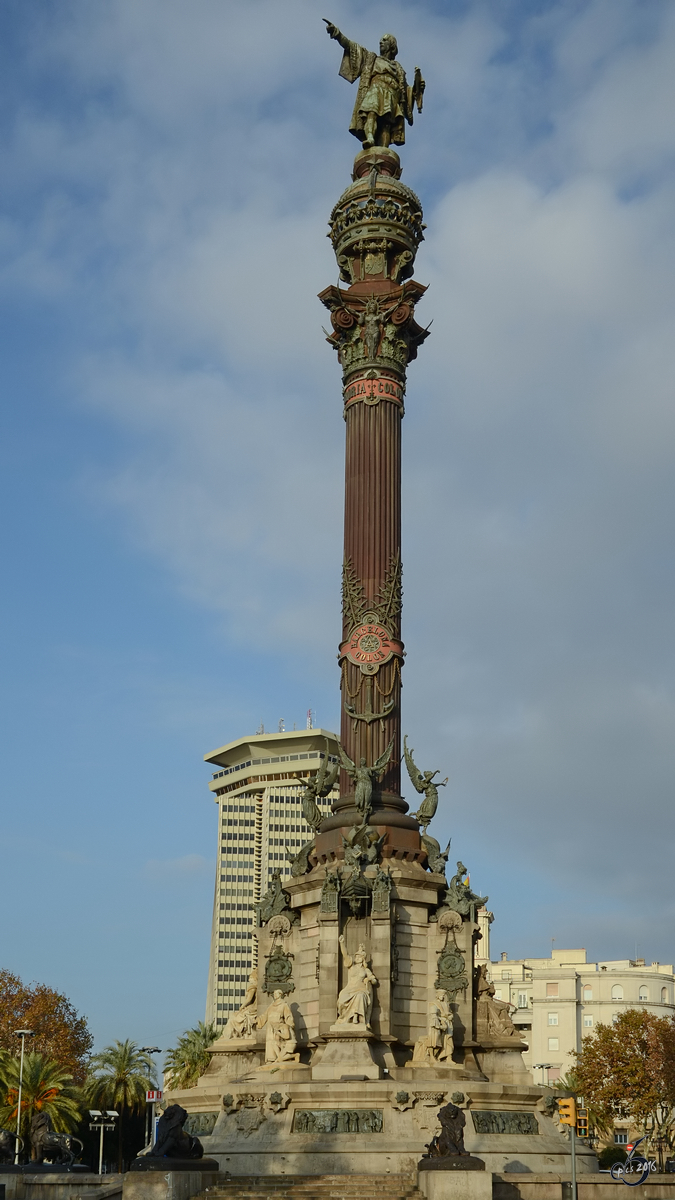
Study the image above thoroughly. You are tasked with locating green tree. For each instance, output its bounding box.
[85,1041,155,1172]
[164,1022,217,1091]
[574,1010,675,1149]
[0,970,92,1085]
[0,1050,82,1154]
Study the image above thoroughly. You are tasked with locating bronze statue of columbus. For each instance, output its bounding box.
[324,20,425,148]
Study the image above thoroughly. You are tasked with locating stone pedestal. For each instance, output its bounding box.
[123,1168,220,1200]
[199,1041,264,1079]
[312,1031,382,1080]
[418,1165,492,1200]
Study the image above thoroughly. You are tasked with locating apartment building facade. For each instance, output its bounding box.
[487,947,675,1086]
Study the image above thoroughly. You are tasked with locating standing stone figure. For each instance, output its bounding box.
[222,968,258,1039]
[413,989,455,1064]
[297,740,339,831]
[338,737,394,821]
[336,936,377,1028]
[324,21,425,148]
[403,735,448,830]
[258,989,297,1063]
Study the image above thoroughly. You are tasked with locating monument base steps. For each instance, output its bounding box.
[193,1174,422,1200]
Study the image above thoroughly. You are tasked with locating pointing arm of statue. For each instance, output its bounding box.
[323,18,349,50]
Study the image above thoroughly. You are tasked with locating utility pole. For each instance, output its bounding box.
[558,1097,578,1200]
[13,1029,34,1164]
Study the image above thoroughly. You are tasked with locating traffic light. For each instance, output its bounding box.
[558,1097,577,1126]
[576,1109,589,1138]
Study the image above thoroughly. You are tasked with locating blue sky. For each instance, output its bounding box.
[2,0,675,1057]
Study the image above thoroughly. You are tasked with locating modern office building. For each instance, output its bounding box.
[486,947,675,1087]
[203,728,339,1026]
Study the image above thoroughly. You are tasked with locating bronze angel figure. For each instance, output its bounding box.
[338,736,395,820]
[403,734,447,831]
[296,739,339,832]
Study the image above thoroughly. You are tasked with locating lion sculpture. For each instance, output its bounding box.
[30,1113,83,1166]
[151,1105,203,1160]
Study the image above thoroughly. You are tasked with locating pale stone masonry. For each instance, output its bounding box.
[204,728,339,1026]
[486,947,675,1085]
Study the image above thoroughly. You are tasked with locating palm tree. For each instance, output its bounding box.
[85,1040,155,1172]
[164,1022,217,1091]
[0,1051,82,1155]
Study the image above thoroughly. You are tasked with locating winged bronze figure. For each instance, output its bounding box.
[338,736,395,821]
[297,739,339,832]
[403,734,447,831]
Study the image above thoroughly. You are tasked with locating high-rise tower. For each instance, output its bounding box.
[204,729,339,1027]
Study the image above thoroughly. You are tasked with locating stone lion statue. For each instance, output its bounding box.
[0,1128,21,1164]
[151,1105,203,1160]
[424,1102,467,1157]
[30,1113,82,1166]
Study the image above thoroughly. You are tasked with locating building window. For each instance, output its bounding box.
[501,970,512,980]
[518,992,528,1008]
[662,987,668,1002]
[582,985,593,1001]
[546,983,559,997]
[639,986,649,1001]
[548,1067,561,1083]
[614,1132,628,1145]
[611,985,623,1001]
[548,1037,559,1051]
[548,1012,559,1026]
[584,1015,593,1028]
[493,989,502,1000]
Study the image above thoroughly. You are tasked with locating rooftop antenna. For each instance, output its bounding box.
[278,718,285,733]
[256,721,264,735]
[306,708,314,730]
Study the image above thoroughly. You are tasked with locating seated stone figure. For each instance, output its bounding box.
[151,1105,203,1160]
[222,968,258,1039]
[335,936,377,1028]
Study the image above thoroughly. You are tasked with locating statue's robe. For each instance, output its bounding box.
[338,40,412,145]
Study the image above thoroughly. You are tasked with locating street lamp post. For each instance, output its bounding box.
[534,1062,553,1087]
[88,1111,118,1175]
[138,1048,162,1148]
[13,1030,34,1164]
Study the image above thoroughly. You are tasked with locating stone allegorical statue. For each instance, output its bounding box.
[297,740,339,831]
[412,989,455,1064]
[338,737,394,821]
[442,861,488,921]
[222,968,258,1039]
[324,20,425,148]
[257,989,297,1063]
[254,869,296,926]
[403,735,447,830]
[336,936,377,1028]
[475,965,521,1041]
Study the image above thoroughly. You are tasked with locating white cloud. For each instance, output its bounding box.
[3,0,675,965]
[143,854,213,884]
